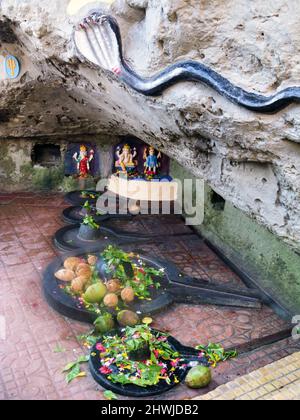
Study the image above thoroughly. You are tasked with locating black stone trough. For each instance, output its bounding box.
[43,247,263,326]
[62,205,134,225]
[53,223,195,252]
[64,190,101,206]
[89,328,208,397]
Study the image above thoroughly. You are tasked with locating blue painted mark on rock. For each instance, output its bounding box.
[5,55,20,79]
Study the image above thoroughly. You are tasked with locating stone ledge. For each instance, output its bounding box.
[193,351,300,400]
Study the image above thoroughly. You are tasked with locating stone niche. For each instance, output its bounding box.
[31,143,61,167]
[64,142,100,177]
[0,137,105,192]
[108,136,177,202]
[113,136,170,176]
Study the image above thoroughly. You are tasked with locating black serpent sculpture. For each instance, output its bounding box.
[74,12,300,113]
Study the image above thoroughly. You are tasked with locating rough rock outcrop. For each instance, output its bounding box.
[1,0,300,251]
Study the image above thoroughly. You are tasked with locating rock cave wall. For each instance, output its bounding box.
[0,0,300,258]
[0,135,118,192]
[170,160,300,317]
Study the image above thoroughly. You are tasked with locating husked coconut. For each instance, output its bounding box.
[106,279,121,293]
[121,287,135,303]
[55,269,75,282]
[103,293,119,308]
[63,257,82,271]
[71,277,85,292]
[76,263,92,278]
[87,255,97,266]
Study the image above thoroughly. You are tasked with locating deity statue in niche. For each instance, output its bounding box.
[73,145,94,178]
[143,146,161,177]
[115,144,137,174]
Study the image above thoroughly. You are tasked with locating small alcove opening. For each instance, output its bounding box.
[211,190,226,211]
[31,144,61,167]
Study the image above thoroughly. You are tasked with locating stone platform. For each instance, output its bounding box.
[106,174,178,202]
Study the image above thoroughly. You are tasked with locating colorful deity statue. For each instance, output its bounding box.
[115,144,137,173]
[143,146,161,176]
[73,145,94,178]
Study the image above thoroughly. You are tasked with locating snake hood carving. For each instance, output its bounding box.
[74,12,300,114]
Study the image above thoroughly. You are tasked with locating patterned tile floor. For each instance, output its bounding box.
[0,193,299,400]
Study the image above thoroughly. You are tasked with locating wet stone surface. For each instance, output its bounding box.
[0,193,298,400]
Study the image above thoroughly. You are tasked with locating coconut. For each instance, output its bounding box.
[106,279,121,293]
[71,277,85,293]
[87,255,97,266]
[76,263,92,278]
[76,262,91,271]
[103,293,119,308]
[94,313,115,334]
[76,273,91,284]
[117,310,140,327]
[77,275,90,285]
[83,282,107,303]
[54,269,75,282]
[121,287,135,303]
[185,365,212,389]
[63,257,82,271]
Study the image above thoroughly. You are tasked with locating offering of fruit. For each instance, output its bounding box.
[76,263,92,278]
[55,269,75,282]
[56,246,164,321]
[87,255,97,266]
[94,313,115,334]
[117,310,140,327]
[121,286,135,303]
[106,279,121,293]
[103,293,119,308]
[63,257,82,271]
[83,282,107,303]
[185,365,212,389]
[71,277,85,293]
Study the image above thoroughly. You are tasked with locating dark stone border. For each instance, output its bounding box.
[43,242,264,326]
[43,248,176,324]
[53,224,196,252]
[62,206,134,225]
[62,206,110,224]
[53,224,145,252]
[89,329,201,397]
[64,190,100,206]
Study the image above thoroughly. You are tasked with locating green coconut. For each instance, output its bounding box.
[94,313,115,334]
[185,365,212,389]
[83,282,107,303]
[117,310,140,327]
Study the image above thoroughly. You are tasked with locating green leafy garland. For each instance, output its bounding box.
[82,215,100,230]
[62,355,89,383]
[101,245,163,299]
[195,343,237,367]
[63,327,237,390]
[94,325,182,387]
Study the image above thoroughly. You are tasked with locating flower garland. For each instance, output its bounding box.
[94,325,187,387]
